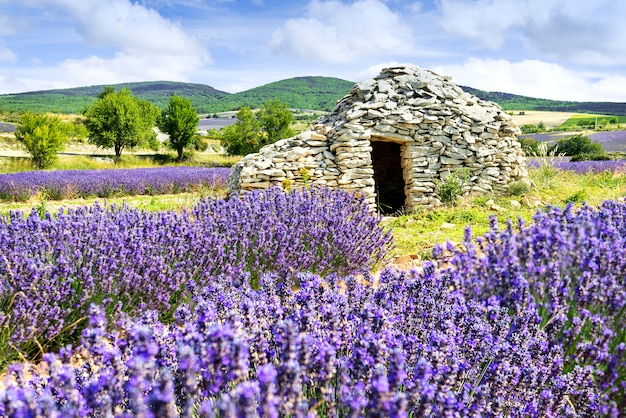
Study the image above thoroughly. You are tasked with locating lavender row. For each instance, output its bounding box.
[0,187,392,365]
[528,158,626,173]
[438,200,626,414]
[0,268,598,417]
[0,166,231,202]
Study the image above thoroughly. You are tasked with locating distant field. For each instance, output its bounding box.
[509,111,574,129]
[558,114,626,128]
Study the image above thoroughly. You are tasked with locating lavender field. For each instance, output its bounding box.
[528,158,626,174]
[0,166,231,202]
[0,185,625,416]
[590,130,626,152]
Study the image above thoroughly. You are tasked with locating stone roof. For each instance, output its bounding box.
[228,65,528,212]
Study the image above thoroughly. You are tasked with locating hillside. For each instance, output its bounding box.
[210,76,354,113]
[0,77,625,116]
[461,86,626,115]
[0,81,230,114]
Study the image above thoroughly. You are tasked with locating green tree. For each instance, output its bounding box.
[220,107,262,155]
[551,134,603,157]
[15,112,67,169]
[84,87,159,158]
[256,98,295,143]
[157,94,199,161]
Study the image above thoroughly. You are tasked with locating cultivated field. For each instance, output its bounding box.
[509,110,574,128]
[2,109,626,416]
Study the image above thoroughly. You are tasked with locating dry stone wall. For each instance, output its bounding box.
[228,65,528,212]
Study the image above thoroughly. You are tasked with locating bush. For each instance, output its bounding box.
[550,134,603,157]
[14,113,67,169]
[507,180,530,196]
[518,136,541,155]
[194,135,209,152]
[436,169,469,205]
[570,152,611,162]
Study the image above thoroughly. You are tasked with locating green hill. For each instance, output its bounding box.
[212,76,354,112]
[461,86,626,115]
[0,77,352,115]
[0,81,230,114]
[0,77,625,116]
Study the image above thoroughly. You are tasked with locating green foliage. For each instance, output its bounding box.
[436,169,469,205]
[194,134,209,152]
[220,107,262,156]
[550,134,603,157]
[59,118,89,142]
[84,87,159,158]
[520,124,542,134]
[508,181,530,196]
[256,98,295,143]
[517,136,541,155]
[569,152,611,162]
[14,112,67,169]
[157,94,199,161]
[219,99,296,156]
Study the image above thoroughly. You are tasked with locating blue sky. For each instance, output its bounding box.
[0,0,625,102]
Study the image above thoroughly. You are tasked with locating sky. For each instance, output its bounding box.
[1,0,625,102]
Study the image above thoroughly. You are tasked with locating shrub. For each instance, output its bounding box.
[14,113,67,169]
[570,152,611,162]
[436,168,469,205]
[550,134,603,157]
[507,180,530,196]
[518,136,541,155]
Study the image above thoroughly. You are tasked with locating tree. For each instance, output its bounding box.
[15,112,67,169]
[84,87,159,158]
[551,134,603,157]
[220,107,262,155]
[256,98,295,144]
[219,99,296,156]
[157,94,199,161]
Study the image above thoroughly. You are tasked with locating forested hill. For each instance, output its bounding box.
[212,77,354,114]
[0,77,625,116]
[461,86,626,115]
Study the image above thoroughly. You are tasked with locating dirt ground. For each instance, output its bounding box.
[509,111,574,129]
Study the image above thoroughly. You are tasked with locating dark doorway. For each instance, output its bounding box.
[371,141,405,214]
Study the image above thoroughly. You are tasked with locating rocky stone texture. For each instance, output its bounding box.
[228,65,528,212]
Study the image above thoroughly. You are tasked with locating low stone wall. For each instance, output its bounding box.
[228,65,528,212]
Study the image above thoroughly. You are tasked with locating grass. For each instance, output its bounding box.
[0,151,240,173]
[384,166,626,259]
[0,192,220,217]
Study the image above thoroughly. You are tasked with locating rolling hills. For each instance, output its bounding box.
[0,76,625,116]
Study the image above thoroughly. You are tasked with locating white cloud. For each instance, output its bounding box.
[437,0,626,66]
[438,0,526,49]
[0,15,17,36]
[0,72,68,94]
[13,0,210,85]
[269,0,415,63]
[434,58,626,102]
[0,46,16,64]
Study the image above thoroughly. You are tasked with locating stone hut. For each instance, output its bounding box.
[228,65,528,213]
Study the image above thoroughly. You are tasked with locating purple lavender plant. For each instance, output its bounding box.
[0,186,392,369]
[0,265,600,417]
[0,166,230,202]
[438,200,626,414]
